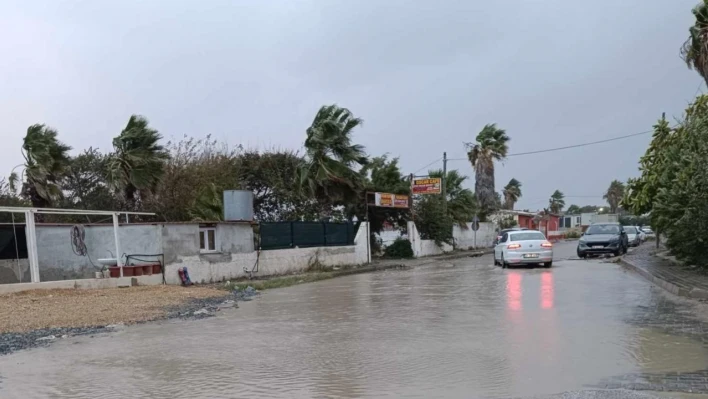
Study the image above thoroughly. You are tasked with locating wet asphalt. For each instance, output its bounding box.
[0,242,707,399]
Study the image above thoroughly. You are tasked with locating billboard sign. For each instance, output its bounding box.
[412,177,442,195]
[372,192,409,208]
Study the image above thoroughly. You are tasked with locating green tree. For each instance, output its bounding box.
[298,105,368,219]
[681,0,708,85]
[107,115,170,209]
[414,195,452,246]
[603,180,625,214]
[502,178,522,210]
[62,148,116,211]
[11,124,72,209]
[548,190,565,214]
[623,113,674,247]
[566,204,581,214]
[465,124,510,219]
[428,169,477,227]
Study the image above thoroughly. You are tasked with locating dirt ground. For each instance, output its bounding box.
[0,285,228,333]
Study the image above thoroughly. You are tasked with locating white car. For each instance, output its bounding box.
[640,227,655,238]
[493,230,554,268]
[623,226,641,247]
[635,226,646,242]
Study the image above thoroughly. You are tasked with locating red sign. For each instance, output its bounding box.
[412,178,442,194]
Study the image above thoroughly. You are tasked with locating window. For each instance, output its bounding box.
[500,233,509,243]
[199,227,217,252]
[586,224,620,235]
[509,232,546,241]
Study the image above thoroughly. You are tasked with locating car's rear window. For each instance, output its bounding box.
[509,232,546,241]
[624,226,637,234]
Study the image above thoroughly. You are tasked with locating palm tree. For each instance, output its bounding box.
[502,178,522,210]
[107,115,169,208]
[189,183,223,221]
[681,0,708,86]
[11,124,72,208]
[428,169,477,227]
[548,190,565,214]
[566,204,581,214]
[298,105,368,219]
[603,180,625,214]
[465,124,510,218]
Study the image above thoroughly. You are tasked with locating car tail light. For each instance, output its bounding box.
[541,241,553,248]
[507,243,521,249]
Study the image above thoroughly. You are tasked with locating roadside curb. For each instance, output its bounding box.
[618,257,708,299]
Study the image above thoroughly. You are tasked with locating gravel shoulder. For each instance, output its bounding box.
[0,285,246,355]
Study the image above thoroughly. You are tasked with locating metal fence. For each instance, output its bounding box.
[259,222,359,250]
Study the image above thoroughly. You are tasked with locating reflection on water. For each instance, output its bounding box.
[507,271,523,311]
[0,258,706,398]
[541,271,554,309]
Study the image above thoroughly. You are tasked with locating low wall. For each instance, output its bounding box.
[453,222,497,249]
[163,223,370,285]
[0,259,30,284]
[407,221,453,258]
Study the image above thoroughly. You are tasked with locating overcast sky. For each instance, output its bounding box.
[0,0,702,210]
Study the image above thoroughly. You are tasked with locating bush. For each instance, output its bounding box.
[384,238,414,259]
[564,230,581,239]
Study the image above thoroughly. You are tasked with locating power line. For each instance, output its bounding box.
[412,157,442,175]
[447,129,653,161]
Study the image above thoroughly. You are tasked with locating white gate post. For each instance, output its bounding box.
[25,210,40,283]
[113,213,123,277]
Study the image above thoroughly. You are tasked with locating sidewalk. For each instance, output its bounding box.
[620,244,708,300]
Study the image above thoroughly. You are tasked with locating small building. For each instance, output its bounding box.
[489,210,537,229]
[560,212,619,231]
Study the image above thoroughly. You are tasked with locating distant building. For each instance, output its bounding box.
[560,212,619,230]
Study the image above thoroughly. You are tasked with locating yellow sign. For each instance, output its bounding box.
[412,177,442,194]
[374,193,409,208]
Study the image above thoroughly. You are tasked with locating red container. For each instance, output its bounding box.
[132,265,143,276]
[152,264,162,274]
[109,267,120,278]
[142,265,152,275]
[122,266,134,277]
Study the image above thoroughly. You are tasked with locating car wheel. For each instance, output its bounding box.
[493,255,499,266]
[577,250,586,259]
[501,254,507,269]
[544,261,552,268]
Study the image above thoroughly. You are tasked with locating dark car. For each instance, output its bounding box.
[577,223,628,258]
[493,227,529,246]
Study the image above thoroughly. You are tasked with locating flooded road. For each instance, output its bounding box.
[1,242,708,398]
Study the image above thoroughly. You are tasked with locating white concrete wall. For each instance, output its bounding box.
[36,225,163,281]
[377,230,405,248]
[407,221,453,258]
[163,222,370,285]
[453,222,497,249]
[0,258,30,284]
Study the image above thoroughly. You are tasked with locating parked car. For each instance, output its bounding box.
[492,227,529,246]
[623,226,641,247]
[577,223,628,258]
[635,226,646,242]
[639,227,655,238]
[494,230,553,268]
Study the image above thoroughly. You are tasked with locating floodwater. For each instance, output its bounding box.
[1,243,708,398]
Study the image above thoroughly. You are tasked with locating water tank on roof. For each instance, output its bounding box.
[223,190,254,221]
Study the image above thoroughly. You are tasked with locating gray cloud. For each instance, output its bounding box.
[0,0,702,209]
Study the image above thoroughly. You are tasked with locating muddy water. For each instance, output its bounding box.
[1,255,707,398]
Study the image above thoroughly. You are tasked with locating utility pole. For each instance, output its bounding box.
[442,152,447,215]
